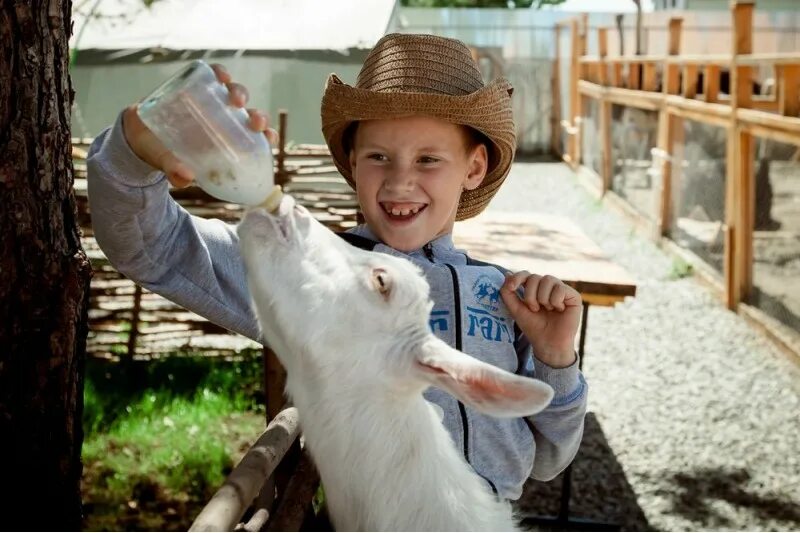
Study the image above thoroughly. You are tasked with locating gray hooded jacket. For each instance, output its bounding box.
[86,113,587,500]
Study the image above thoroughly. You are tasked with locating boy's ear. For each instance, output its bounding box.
[414,338,554,418]
[464,143,488,191]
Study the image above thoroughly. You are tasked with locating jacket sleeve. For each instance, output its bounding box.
[516,332,588,481]
[86,111,262,341]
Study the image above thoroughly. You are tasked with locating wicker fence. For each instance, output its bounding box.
[73,111,357,361]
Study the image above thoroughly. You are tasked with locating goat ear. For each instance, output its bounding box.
[415,339,554,418]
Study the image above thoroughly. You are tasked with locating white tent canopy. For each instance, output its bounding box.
[70,0,398,52]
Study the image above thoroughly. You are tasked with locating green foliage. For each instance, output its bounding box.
[401,0,566,7]
[82,353,265,530]
[669,256,694,280]
[83,351,263,435]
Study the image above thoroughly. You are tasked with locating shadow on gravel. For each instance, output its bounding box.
[515,413,651,531]
[668,467,800,528]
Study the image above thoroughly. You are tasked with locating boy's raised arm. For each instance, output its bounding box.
[86,112,261,341]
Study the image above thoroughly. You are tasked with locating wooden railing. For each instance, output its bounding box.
[556,1,800,356]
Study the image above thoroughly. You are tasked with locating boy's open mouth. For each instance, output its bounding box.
[380,201,427,222]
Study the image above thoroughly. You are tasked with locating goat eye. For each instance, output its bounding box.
[371,268,391,298]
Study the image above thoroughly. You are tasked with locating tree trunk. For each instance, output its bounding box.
[0,1,91,529]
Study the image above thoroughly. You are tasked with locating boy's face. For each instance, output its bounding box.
[349,116,488,252]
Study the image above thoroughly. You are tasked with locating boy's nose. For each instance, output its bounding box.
[382,168,415,193]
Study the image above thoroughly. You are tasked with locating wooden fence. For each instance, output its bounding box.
[556,1,800,358]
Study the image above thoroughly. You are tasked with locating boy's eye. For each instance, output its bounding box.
[367,153,387,162]
[418,156,440,164]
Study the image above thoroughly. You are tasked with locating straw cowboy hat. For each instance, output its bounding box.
[320,32,517,221]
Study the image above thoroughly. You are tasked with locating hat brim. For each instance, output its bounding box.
[321,74,516,221]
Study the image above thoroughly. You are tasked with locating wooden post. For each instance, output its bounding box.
[263,347,287,421]
[627,61,641,90]
[598,27,612,193]
[731,2,754,111]
[275,109,288,187]
[568,19,580,168]
[777,64,800,117]
[704,65,721,103]
[665,18,683,95]
[573,14,589,168]
[126,284,143,361]
[658,17,684,237]
[657,112,681,237]
[682,64,699,98]
[598,28,608,85]
[643,62,658,92]
[551,23,563,156]
[726,1,755,309]
[613,62,624,87]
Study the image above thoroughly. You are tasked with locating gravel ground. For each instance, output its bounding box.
[480,161,800,531]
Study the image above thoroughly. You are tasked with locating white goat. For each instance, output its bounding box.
[237,196,554,531]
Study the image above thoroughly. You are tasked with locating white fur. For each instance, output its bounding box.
[237,196,554,531]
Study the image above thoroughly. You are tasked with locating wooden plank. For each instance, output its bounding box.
[597,27,608,86]
[740,121,800,146]
[190,408,301,532]
[735,52,800,66]
[738,129,755,304]
[603,85,664,110]
[569,19,580,170]
[612,62,623,87]
[578,79,603,99]
[664,54,729,66]
[682,64,699,99]
[778,64,800,117]
[657,110,673,236]
[626,62,640,91]
[737,107,800,135]
[668,17,683,56]
[454,212,637,307]
[665,64,681,95]
[667,104,730,128]
[665,17,683,96]
[600,97,612,194]
[551,23,562,156]
[643,63,658,92]
[264,347,287,421]
[704,65,720,103]
[731,2,754,111]
[264,451,320,532]
[605,55,664,64]
[666,95,732,123]
[724,111,744,312]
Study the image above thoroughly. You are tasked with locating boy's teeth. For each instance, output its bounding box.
[386,204,422,216]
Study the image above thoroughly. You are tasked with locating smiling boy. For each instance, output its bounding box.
[87,33,587,501]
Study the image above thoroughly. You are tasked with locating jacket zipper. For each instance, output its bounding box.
[422,242,435,262]
[444,263,498,495]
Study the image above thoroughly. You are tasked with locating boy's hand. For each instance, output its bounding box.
[500,271,582,368]
[121,63,279,188]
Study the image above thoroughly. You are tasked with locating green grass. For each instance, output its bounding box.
[668,256,694,280]
[81,352,266,531]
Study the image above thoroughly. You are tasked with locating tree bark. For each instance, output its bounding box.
[0,1,91,529]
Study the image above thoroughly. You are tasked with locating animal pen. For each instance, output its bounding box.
[72,3,800,528]
[556,1,800,358]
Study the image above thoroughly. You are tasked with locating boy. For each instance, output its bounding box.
[87,33,587,501]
